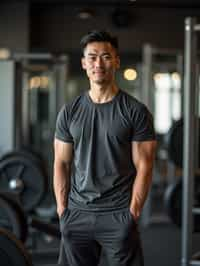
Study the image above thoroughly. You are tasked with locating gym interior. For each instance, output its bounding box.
[0,1,200,265]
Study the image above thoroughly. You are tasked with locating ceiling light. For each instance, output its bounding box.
[124,68,137,81]
[0,48,11,59]
[77,9,94,20]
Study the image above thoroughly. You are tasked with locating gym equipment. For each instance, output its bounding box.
[0,149,47,172]
[35,204,57,220]
[0,193,28,242]
[0,228,33,266]
[0,153,48,212]
[192,251,200,260]
[0,193,60,243]
[0,195,60,265]
[0,228,60,266]
[166,119,200,169]
[0,150,59,243]
[164,175,200,232]
[29,217,60,239]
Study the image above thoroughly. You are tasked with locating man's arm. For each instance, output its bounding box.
[130,140,157,220]
[53,139,73,218]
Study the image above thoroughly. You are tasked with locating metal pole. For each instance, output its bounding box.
[181,17,197,266]
[142,44,154,113]
[176,54,184,117]
[54,56,69,113]
[194,63,199,171]
[21,60,31,147]
[13,53,54,60]
[14,62,23,149]
[151,47,182,56]
[140,45,154,226]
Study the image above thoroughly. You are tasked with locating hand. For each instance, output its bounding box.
[57,206,66,218]
[130,202,141,221]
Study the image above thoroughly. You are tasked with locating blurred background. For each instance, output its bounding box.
[0,1,200,266]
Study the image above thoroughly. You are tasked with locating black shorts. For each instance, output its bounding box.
[58,208,144,266]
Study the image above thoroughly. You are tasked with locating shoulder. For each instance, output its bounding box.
[56,93,86,124]
[64,92,86,110]
[118,90,148,114]
[60,92,86,115]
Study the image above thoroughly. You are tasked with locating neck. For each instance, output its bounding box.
[88,83,119,103]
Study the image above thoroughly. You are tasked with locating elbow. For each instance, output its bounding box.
[54,160,71,173]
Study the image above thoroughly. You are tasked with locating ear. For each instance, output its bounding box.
[116,56,120,69]
[81,57,86,70]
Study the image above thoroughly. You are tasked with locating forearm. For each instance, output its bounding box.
[53,162,71,211]
[130,163,153,217]
[130,140,157,219]
[130,169,152,211]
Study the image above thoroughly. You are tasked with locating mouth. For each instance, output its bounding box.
[94,71,105,75]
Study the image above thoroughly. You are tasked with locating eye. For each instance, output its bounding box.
[103,55,111,60]
[88,56,96,61]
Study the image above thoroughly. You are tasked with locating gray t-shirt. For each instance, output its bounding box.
[55,89,156,211]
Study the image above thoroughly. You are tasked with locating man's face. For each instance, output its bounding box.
[81,42,120,85]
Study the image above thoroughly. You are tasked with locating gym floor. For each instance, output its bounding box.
[141,223,200,266]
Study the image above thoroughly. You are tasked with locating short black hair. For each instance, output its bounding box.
[80,30,119,56]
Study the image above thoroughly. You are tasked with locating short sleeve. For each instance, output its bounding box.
[131,105,156,141]
[54,105,74,143]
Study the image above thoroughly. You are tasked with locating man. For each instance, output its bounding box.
[54,30,157,266]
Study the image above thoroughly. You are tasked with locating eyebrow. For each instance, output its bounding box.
[87,52,112,56]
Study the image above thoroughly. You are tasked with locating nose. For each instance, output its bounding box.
[95,56,104,67]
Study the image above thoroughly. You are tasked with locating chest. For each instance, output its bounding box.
[69,105,132,143]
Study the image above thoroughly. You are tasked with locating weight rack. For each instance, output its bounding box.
[182,17,200,266]
[141,43,183,227]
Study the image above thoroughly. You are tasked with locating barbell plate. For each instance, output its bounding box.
[0,228,32,266]
[166,119,184,168]
[0,149,48,175]
[166,119,200,168]
[0,155,48,212]
[0,194,28,243]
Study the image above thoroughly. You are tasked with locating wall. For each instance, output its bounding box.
[0,2,30,53]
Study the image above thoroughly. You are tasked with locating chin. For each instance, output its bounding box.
[94,79,106,84]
